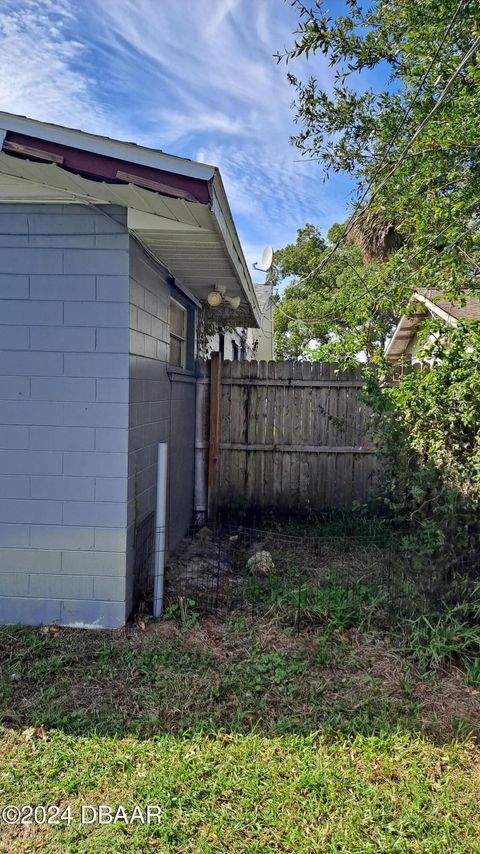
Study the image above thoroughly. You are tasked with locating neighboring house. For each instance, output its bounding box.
[385,288,480,364]
[208,283,274,362]
[0,112,261,628]
[248,283,274,361]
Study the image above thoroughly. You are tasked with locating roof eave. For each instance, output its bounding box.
[210,169,261,327]
[0,111,215,182]
[413,291,458,326]
[0,112,261,321]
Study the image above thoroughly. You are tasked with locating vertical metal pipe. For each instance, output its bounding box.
[194,358,209,528]
[153,442,168,618]
[208,352,222,528]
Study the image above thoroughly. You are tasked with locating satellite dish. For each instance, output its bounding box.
[261,246,274,271]
[253,245,274,273]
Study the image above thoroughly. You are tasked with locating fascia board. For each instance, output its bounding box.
[413,292,458,326]
[210,171,261,326]
[0,112,215,182]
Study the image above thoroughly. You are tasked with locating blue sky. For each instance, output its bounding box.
[0,0,373,280]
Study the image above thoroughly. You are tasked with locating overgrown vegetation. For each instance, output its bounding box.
[271,0,480,567]
[1,595,479,851]
[364,321,480,559]
[2,525,480,850]
[196,302,246,358]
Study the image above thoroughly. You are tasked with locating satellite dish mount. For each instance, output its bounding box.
[253,245,274,273]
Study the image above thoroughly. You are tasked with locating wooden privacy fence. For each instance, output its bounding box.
[206,359,378,517]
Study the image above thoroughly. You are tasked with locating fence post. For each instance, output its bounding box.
[208,351,222,528]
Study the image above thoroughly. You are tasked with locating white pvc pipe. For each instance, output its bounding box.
[153,442,168,618]
[194,361,209,528]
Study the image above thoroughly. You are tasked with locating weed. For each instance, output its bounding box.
[276,583,376,629]
[407,606,480,671]
[399,676,413,696]
[466,657,480,686]
[164,597,199,628]
[163,602,180,620]
[454,717,474,740]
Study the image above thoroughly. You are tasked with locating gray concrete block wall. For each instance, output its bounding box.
[126,241,170,614]
[0,204,130,628]
[126,239,196,614]
[168,372,196,549]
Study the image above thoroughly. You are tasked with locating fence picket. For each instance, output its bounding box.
[215,360,377,514]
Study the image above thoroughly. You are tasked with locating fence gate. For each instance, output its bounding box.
[207,359,378,516]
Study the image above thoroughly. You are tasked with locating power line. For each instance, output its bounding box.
[274,197,480,324]
[288,4,476,292]
[274,213,480,330]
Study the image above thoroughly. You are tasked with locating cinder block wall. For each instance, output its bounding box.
[0,204,130,628]
[126,239,196,613]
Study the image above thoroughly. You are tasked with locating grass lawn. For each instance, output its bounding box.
[0,613,479,852]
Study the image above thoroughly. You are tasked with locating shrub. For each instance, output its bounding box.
[365,321,480,563]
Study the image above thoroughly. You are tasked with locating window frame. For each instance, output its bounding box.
[169,297,188,369]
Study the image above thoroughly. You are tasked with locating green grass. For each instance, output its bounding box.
[0,622,420,738]
[0,728,478,853]
[0,612,479,852]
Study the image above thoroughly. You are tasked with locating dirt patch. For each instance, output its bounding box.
[139,618,480,740]
[415,666,480,738]
[164,529,237,608]
[2,614,480,741]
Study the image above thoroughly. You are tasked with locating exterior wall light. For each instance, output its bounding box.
[224,295,240,310]
[207,290,223,307]
[207,287,240,310]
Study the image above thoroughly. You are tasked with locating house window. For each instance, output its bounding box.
[218,333,225,359]
[232,340,239,361]
[169,298,187,368]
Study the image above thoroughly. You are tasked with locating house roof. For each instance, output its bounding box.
[415,288,480,322]
[385,288,480,363]
[253,283,273,317]
[0,112,261,326]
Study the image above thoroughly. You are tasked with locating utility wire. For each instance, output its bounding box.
[288,2,475,292]
[274,196,480,324]
[274,214,480,330]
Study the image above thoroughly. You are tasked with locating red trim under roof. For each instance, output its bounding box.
[3,131,210,205]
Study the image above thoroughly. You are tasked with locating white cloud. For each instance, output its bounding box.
[0,0,352,273]
[0,1,99,130]
[84,0,349,256]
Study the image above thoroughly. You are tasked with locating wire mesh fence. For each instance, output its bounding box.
[132,510,156,615]
[163,523,480,630]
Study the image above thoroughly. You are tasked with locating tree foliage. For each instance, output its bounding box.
[278,0,480,297]
[274,1,480,554]
[271,223,400,362]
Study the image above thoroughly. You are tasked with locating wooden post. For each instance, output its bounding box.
[208,351,221,528]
